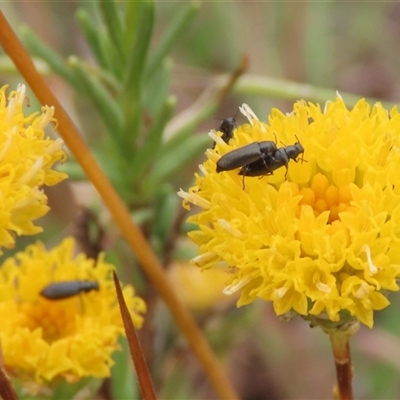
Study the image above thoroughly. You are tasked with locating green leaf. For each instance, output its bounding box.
[111,338,139,400]
[152,183,179,246]
[51,378,103,400]
[98,29,125,79]
[98,0,125,59]
[91,141,134,200]
[68,56,124,140]
[162,99,217,155]
[172,240,198,262]
[143,58,173,116]
[77,7,124,79]
[234,75,393,108]
[57,159,86,181]
[121,0,155,149]
[145,2,200,81]
[20,26,81,90]
[76,9,109,70]
[130,95,176,180]
[0,54,49,75]
[132,208,154,226]
[144,133,209,195]
[123,2,140,55]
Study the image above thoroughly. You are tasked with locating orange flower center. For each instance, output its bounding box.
[299,173,353,223]
[18,300,80,343]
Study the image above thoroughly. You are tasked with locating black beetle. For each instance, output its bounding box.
[213,117,237,148]
[238,152,287,189]
[239,141,304,182]
[238,152,285,177]
[40,280,100,300]
[284,140,305,163]
[216,141,277,173]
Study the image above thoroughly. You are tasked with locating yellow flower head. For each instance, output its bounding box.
[0,84,67,253]
[0,237,146,388]
[179,99,400,328]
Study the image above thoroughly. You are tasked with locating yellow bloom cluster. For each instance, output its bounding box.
[0,84,66,253]
[180,99,400,328]
[0,237,146,386]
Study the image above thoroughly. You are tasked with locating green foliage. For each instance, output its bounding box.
[20,0,208,208]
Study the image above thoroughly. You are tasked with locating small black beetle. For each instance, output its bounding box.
[240,141,304,181]
[238,152,285,177]
[216,141,277,172]
[238,152,287,189]
[40,280,100,300]
[284,141,305,163]
[213,117,236,148]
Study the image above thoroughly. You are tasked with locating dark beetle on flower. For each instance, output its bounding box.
[217,136,305,189]
[216,140,278,172]
[239,151,284,177]
[40,280,99,300]
[212,117,237,148]
[284,140,305,163]
[260,140,305,177]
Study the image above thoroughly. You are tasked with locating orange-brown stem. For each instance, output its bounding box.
[329,330,354,400]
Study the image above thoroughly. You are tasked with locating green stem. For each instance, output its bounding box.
[234,74,398,109]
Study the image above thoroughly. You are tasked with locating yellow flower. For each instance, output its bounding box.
[179,99,400,328]
[0,84,67,253]
[0,237,145,388]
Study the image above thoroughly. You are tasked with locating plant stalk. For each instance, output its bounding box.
[328,327,357,400]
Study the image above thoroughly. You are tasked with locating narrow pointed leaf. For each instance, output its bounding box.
[153,184,179,245]
[77,8,123,79]
[143,58,173,116]
[121,0,155,148]
[113,272,156,400]
[162,99,217,155]
[68,56,124,140]
[130,95,176,179]
[20,26,80,89]
[98,0,125,59]
[145,2,199,81]
[123,2,140,55]
[145,133,210,194]
[76,9,109,70]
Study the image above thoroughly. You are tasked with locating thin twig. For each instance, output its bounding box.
[217,53,249,105]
